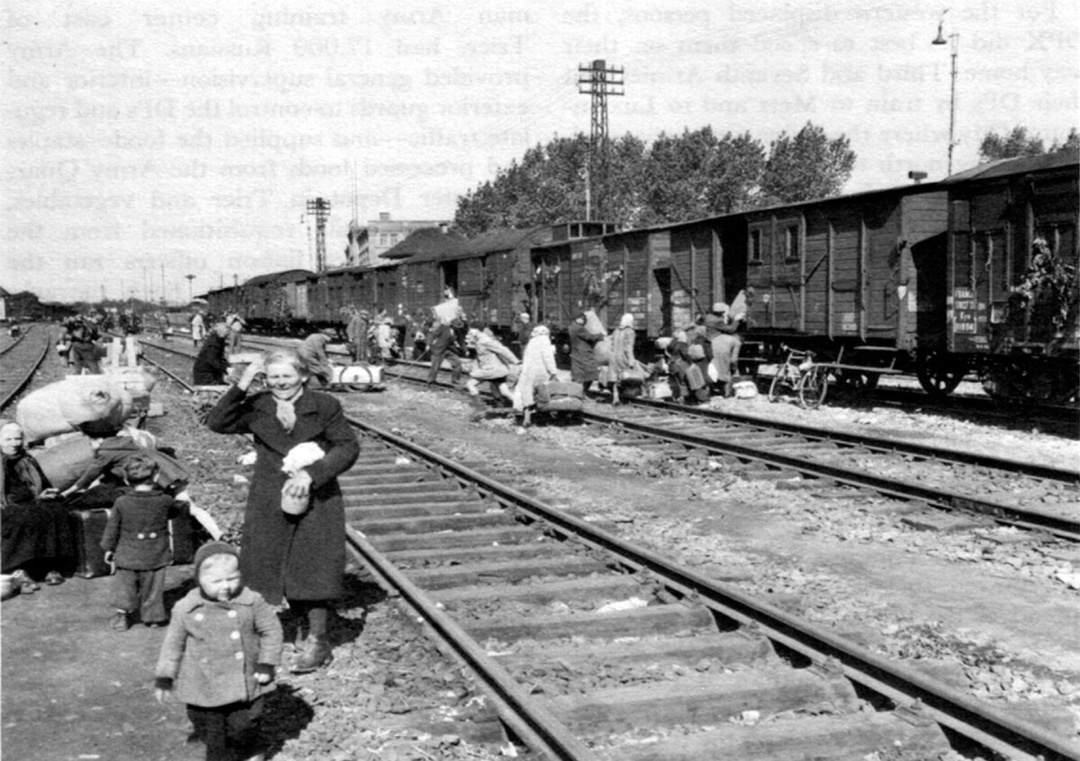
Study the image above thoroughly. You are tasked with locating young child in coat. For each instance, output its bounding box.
[155,541,283,761]
[101,455,182,630]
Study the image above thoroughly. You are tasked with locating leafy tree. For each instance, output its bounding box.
[759,121,856,205]
[978,126,1046,162]
[455,121,852,233]
[1051,127,1080,154]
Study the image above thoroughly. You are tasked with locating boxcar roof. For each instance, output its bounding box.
[383,227,469,261]
[243,269,315,287]
[943,149,1079,183]
[403,226,551,264]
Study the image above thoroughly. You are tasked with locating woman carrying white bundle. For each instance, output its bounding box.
[513,325,559,427]
[206,349,359,674]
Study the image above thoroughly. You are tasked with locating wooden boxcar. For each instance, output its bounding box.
[942,150,1079,403]
[741,184,950,379]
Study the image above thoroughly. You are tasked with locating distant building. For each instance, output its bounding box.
[345,212,450,268]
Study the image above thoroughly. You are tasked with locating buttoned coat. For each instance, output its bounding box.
[100,490,180,570]
[205,386,360,604]
[156,586,283,707]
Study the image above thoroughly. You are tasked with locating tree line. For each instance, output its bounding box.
[454,121,855,235]
[454,121,1079,236]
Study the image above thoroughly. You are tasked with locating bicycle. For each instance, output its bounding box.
[767,345,829,409]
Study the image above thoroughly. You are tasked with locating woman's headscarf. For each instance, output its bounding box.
[619,313,635,330]
[530,325,550,339]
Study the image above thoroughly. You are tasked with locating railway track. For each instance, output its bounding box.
[0,325,50,414]
[134,342,1080,760]
[139,337,1080,542]
[380,357,1080,544]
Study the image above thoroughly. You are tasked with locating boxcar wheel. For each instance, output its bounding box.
[916,351,966,397]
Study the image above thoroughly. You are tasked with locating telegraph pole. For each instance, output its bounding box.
[578,60,624,221]
[306,197,331,273]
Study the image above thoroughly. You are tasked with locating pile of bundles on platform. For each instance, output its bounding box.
[2,359,219,600]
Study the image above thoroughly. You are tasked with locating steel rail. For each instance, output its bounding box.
[342,413,1077,761]
[140,339,1079,537]
[584,408,1080,541]
[345,526,600,761]
[628,397,1080,484]
[0,328,50,414]
[0,323,32,358]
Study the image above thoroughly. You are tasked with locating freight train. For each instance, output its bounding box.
[203,151,1079,405]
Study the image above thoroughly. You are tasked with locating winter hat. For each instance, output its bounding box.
[193,541,239,578]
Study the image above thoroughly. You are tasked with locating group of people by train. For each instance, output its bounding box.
[189,286,749,429]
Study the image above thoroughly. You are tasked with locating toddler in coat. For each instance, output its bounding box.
[155,541,283,761]
[101,455,181,630]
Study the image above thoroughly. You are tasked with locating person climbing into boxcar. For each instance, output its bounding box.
[297,330,335,390]
[0,420,73,593]
[513,325,559,428]
[425,319,463,387]
[345,307,369,363]
[192,323,230,386]
[567,312,604,396]
[708,303,744,398]
[464,328,519,418]
[205,349,359,673]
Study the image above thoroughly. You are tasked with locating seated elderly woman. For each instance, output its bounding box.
[1,420,74,592]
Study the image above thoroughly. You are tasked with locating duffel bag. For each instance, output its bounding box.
[536,381,584,412]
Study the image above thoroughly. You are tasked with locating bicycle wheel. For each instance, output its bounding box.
[797,366,829,409]
[768,367,788,402]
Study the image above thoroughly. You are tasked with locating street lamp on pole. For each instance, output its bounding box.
[185,274,196,301]
[932,12,960,176]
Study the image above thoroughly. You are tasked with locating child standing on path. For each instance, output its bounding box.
[155,541,283,761]
[101,455,182,630]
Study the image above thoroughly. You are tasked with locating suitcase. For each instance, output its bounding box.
[536,381,585,413]
[71,508,113,579]
[169,502,209,565]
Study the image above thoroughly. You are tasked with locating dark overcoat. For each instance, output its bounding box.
[568,322,602,383]
[206,386,360,605]
[100,490,179,570]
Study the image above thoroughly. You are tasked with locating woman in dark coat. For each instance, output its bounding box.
[1,420,72,590]
[206,349,359,673]
[192,323,230,385]
[567,312,603,393]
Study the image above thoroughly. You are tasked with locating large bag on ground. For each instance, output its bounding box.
[31,436,97,491]
[15,376,136,444]
[535,381,584,413]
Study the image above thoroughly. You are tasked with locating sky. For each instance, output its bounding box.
[2,0,1077,303]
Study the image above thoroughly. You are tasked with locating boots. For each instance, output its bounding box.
[290,636,332,673]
